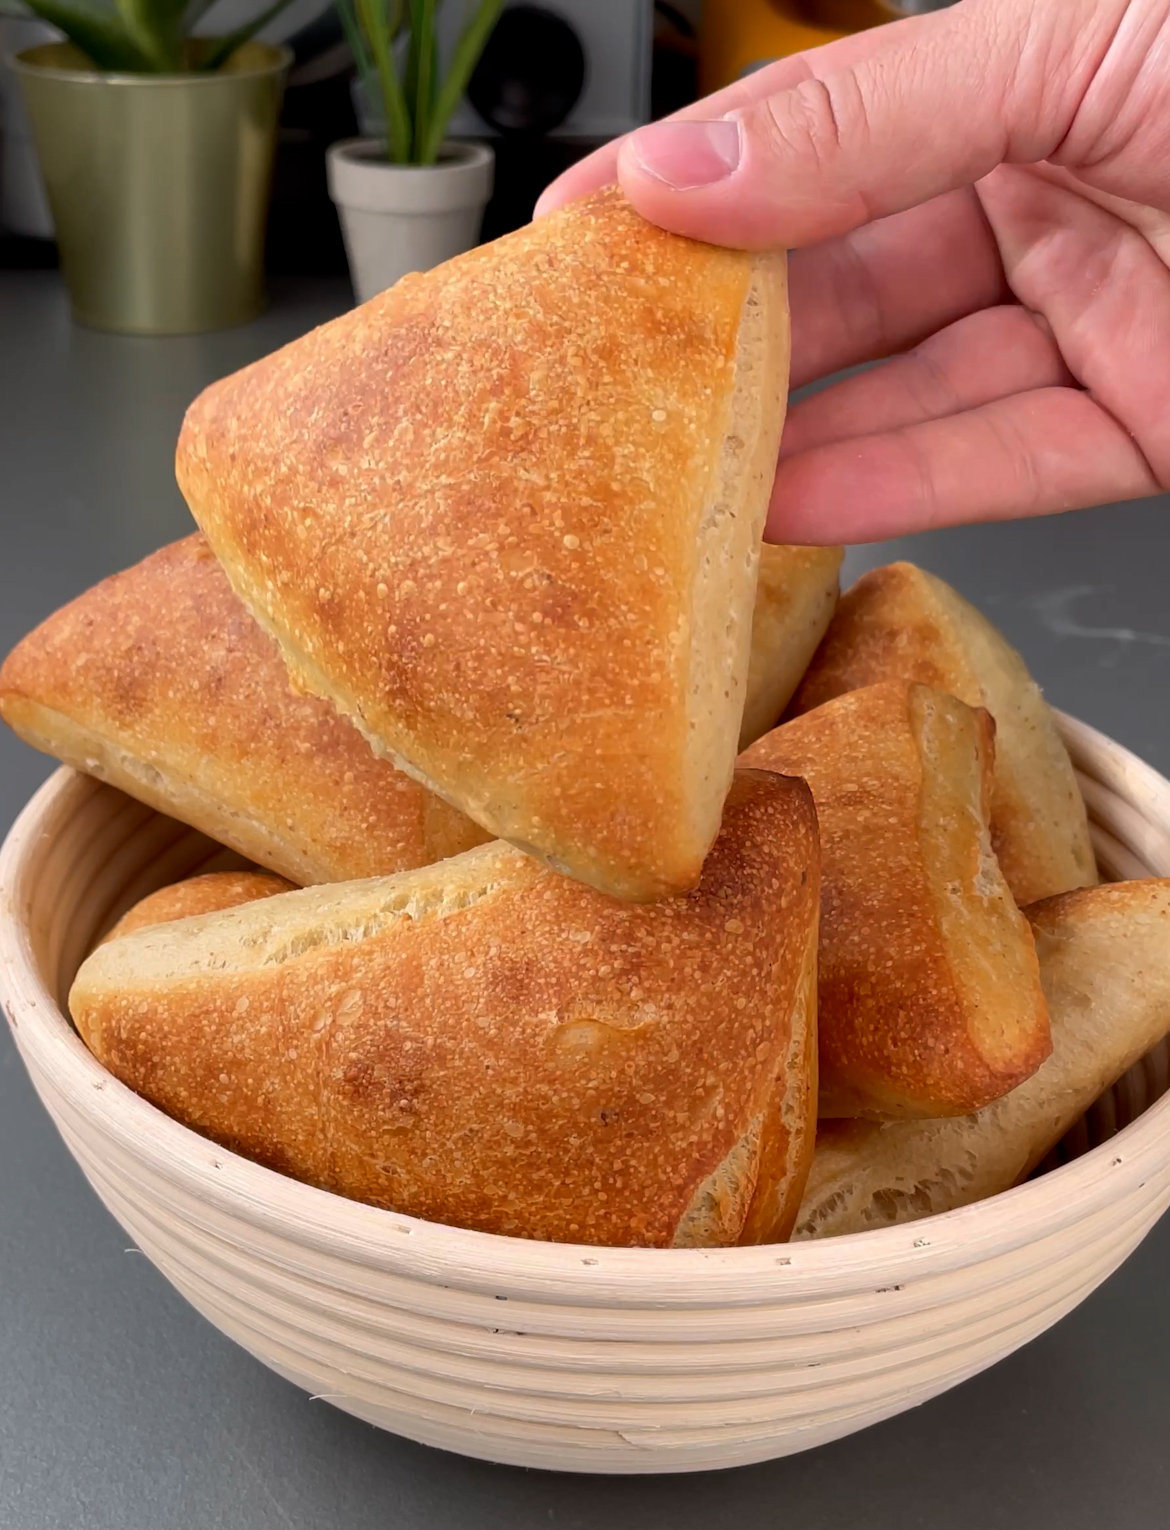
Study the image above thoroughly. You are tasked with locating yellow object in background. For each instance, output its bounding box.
[699,0,892,95]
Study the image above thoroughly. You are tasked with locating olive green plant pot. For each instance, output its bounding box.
[14,41,291,335]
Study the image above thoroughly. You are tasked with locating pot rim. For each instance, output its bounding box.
[12,38,293,86]
[328,136,496,175]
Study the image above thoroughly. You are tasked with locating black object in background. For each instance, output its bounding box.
[475,0,701,244]
[0,234,57,271]
[652,0,699,120]
[478,137,600,243]
[466,4,594,244]
[265,10,357,277]
[467,5,587,136]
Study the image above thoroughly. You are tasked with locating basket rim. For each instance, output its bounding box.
[3,712,1170,1308]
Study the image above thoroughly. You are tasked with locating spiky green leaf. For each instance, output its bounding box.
[195,0,296,68]
[19,0,153,69]
[420,0,502,164]
[113,0,182,70]
[355,0,410,160]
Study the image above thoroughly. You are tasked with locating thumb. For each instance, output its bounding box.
[614,0,1108,250]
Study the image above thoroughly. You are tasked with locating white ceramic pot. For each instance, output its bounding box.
[326,137,494,305]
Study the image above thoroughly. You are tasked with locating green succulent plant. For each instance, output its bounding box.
[2,0,297,72]
[335,0,505,166]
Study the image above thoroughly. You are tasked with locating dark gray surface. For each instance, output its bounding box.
[2,269,1169,1529]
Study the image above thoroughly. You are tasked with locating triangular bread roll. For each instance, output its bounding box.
[740,543,843,750]
[742,682,1051,1119]
[176,189,790,901]
[789,562,1096,905]
[794,880,1170,1238]
[0,536,488,885]
[69,770,820,1249]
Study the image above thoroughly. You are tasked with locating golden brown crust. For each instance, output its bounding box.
[175,188,790,902]
[740,544,843,750]
[794,880,1170,1238]
[0,536,489,884]
[99,871,294,947]
[788,562,1096,905]
[69,770,820,1249]
[742,682,1050,1118]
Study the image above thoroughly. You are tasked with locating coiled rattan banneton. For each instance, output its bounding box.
[2,712,1169,1475]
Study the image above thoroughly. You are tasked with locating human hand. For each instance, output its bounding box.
[536,0,1170,545]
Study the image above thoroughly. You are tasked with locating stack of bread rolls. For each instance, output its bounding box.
[3,188,1167,1249]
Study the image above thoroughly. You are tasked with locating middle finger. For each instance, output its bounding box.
[789,188,1008,386]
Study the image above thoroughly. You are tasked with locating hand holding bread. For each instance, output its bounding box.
[4,191,1167,1253]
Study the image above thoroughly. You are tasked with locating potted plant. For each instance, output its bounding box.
[8,0,298,333]
[327,0,502,305]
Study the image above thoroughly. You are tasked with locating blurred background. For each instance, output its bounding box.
[0,0,963,283]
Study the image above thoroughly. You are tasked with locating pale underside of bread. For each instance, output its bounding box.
[794,880,1170,1238]
[4,697,338,886]
[99,872,296,948]
[739,544,843,751]
[742,681,1050,1119]
[69,770,821,1248]
[788,561,1096,906]
[0,536,488,885]
[176,188,791,902]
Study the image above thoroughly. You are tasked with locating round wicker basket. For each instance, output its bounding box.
[2,712,1168,1475]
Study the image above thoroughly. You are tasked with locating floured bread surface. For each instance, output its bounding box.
[740,544,843,750]
[789,561,1096,905]
[176,188,790,902]
[795,880,1170,1238]
[742,681,1050,1119]
[98,871,296,948]
[70,770,821,1248]
[0,536,488,885]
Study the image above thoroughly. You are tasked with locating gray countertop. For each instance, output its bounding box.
[2,270,1169,1530]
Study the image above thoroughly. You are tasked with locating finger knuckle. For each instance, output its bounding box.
[906,344,962,418]
[754,77,852,175]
